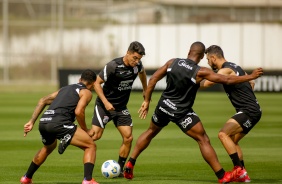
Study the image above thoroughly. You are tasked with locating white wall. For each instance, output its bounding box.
[1,23,282,70]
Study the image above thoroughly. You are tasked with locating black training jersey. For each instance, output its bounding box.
[159,58,201,119]
[222,62,261,115]
[96,57,143,110]
[40,83,87,123]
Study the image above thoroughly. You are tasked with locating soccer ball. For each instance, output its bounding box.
[101,160,121,179]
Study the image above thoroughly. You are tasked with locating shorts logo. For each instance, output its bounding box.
[103,116,109,124]
[152,114,158,123]
[243,120,252,128]
[122,109,130,115]
[40,117,52,121]
[180,117,192,129]
[41,134,46,143]
[61,134,71,143]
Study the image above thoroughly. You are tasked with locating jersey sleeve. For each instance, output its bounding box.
[99,60,116,82]
[138,61,144,72]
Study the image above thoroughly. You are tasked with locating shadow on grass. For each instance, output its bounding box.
[250,179,282,183]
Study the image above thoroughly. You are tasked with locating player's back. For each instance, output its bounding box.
[222,62,261,115]
[162,58,200,110]
[41,83,87,123]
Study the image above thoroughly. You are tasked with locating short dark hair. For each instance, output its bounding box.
[205,45,224,58]
[128,41,145,55]
[80,69,96,84]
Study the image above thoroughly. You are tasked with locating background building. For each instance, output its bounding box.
[1,0,282,84]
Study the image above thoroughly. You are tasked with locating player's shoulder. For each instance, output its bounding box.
[106,57,122,66]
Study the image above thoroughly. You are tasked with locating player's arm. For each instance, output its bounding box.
[196,67,263,85]
[139,59,173,119]
[75,89,92,132]
[24,90,59,136]
[138,66,148,99]
[94,76,115,111]
[244,72,255,90]
[200,68,233,88]
[145,59,173,102]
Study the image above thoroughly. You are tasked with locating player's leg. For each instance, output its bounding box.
[186,122,223,172]
[233,133,246,162]
[218,118,242,156]
[124,120,163,179]
[90,104,111,141]
[20,127,57,184]
[114,110,133,174]
[70,127,98,184]
[185,122,234,183]
[176,112,232,183]
[90,125,104,141]
[116,125,133,175]
[218,118,247,181]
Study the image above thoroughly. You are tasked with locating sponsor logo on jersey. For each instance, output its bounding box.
[178,60,193,70]
[159,106,174,116]
[122,109,130,115]
[118,80,133,91]
[180,117,192,128]
[133,66,138,74]
[117,64,125,68]
[44,110,55,115]
[163,99,177,110]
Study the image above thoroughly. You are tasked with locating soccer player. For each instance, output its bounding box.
[89,41,147,176]
[123,41,263,183]
[20,69,99,184]
[202,45,262,182]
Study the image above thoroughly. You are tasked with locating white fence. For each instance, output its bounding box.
[1,23,281,70]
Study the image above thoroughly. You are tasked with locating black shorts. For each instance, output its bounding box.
[232,111,261,134]
[39,121,77,145]
[92,104,132,128]
[152,106,200,133]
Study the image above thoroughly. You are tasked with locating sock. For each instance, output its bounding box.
[84,162,94,181]
[118,156,127,170]
[128,157,136,166]
[241,160,245,168]
[215,168,225,179]
[25,161,40,179]
[229,153,243,168]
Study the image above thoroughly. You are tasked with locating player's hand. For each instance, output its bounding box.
[23,121,34,137]
[105,102,115,111]
[138,101,150,119]
[87,129,94,137]
[251,67,263,79]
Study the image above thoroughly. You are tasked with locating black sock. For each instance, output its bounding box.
[241,160,245,168]
[128,157,136,166]
[118,156,127,170]
[84,162,94,181]
[215,168,225,179]
[229,153,243,168]
[25,161,40,179]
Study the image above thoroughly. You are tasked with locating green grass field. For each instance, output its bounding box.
[0,90,281,184]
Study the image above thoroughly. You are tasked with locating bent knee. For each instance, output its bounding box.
[123,135,133,144]
[218,131,228,140]
[92,134,102,141]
